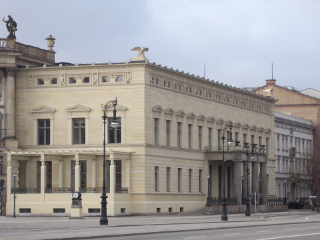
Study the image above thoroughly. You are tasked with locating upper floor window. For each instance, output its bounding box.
[177,122,182,148]
[154,118,159,145]
[0,156,3,174]
[108,117,121,143]
[73,118,85,144]
[166,120,170,147]
[38,119,50,145]
[188,124,193,149]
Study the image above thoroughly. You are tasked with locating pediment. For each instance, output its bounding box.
[264,128,272,133]
[175,110,186,117]
[257,127,265,132]
[186,112,196,118]
[31,105,56,113]
[164,107,175,115]
[250,125,257,131]
[152,105,163,112]
[225,120,233,126]
[196,114,206,121]
[233,121,242,127]
[242,123,250,129]
[206,116,215,122]
[104,104,127,111]
[216,118,225,124]
[66,104,91,112]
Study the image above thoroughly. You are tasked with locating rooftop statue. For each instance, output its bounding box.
[131,47,148,56]
[3,15,17,40]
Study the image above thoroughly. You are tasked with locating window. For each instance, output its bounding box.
[243,133,247,144]
[38,119,50,145]
[154,118,159,145]
[155,166,159,192]
[166,120,170,146]
[88,208,100,213]
[53,208,65,213]
[266,138,270,155]
[19,208,31,213]
[166,167,171,192]
[178,168,182,192]
[108,117,121,143]
[51,78,57,84]
[0,156,3,174]
[251,135,255,145]
[115,160,122,191]
[218,129,221,150]
[177,122,182,148]
[102,76,109,82]
[69,77,76,84]
[282,137,284,150]
[116,76,123,82]
[72,118,85,144]
[198,126,202,150]
[37,79,44,85]
[199,169,202,192]
[37,161,41,192]
[69,77,90,84]
[80,161,87,191]
[208,127,212,150]
[188,124,192,149]
[189,169,193,192]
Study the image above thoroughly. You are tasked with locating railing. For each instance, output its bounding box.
[116,187,129,193]
[268,197,287,205]
[206,197,237,206]
[45,187,72,193]
[0,38,55,63]
[79,187,128,193]
[11,188,40,194]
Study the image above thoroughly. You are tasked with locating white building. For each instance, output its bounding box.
[274,111,313,200]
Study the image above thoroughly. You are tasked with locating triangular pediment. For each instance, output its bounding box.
[234,122,242,127]
[31,105,56,113]
[196,114,206,120]
[152,105,163,112]
[104,104,127,111]
[164,107,175,115]
[216,118,225,124]
[206,116,215,122]
[186,112,196,118]
[242,123,250,129]
[257,127,265,132]
[175,110,186,117]
[66,104,91,112]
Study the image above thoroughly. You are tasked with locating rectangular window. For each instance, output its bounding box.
[177,122,182,148]
[108,117,121,143]
[53,208,65,213]
[266,138,270,155]
[251,135,255,145]
[188,124,192,149]
[155,166,159,191]
[243,133,247,144]
[235,132,239,145]
[46,161,52,189]
[115,160,122,191]
[259,136,262,149]
[80,161,87,191]
[166,167,171,192]
[154,118,159,145]
[208,127,212,150]
[189,169,193,192]
[88,208,100,213]
[199,169,202,192]
[0,156,3,174]
[71,161,75,192]
[198,126,202,150]
[166,120,170,146]
[37,161,41,192]
[72,118,85,144]
[282,137,284,150]
[19,208,31,213]
[178,168,182,192]
[38,119,50,145]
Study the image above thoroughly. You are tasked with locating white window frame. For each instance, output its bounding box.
[31,106,55,145]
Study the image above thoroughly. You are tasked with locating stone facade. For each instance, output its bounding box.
[0,37,276,216]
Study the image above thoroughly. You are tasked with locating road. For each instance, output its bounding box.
[94,222,320,240]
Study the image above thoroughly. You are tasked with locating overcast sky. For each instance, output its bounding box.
[2,0,320,90]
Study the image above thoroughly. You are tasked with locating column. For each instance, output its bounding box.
[6,153,12,202]
[109,158,115,202]
[233,161,242,205]
[91,158,96,188]
[40,154,46,202]
[58,160,63,188]
[260,161,267,205]
[5,67,16,137]
[126,159,130,191]
[242,161,248,200]
[252,161,259,194]
[74,154,80,192]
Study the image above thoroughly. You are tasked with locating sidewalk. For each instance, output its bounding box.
[0,210,319,240]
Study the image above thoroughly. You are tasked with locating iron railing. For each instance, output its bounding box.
[11,188,40,194]
[206,197,237,206]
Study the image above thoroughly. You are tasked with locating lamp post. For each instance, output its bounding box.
[243,143,251,216]
[206,174,211,206]
[221,123,234,221]
[100,98,119,226]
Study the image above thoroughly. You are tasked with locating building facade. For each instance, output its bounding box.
[274,111,313,200]
[0,36,276,216]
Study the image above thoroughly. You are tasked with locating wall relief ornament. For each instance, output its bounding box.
[60,76,65,86]
[75,76,85,84]
[174,81,181,91]
[93,73,98,85]
[28,75,33,88]
[126,72,131,84]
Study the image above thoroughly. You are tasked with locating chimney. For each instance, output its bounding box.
[266,79,276,86]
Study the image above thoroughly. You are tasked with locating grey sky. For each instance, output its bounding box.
[2,0,320,90]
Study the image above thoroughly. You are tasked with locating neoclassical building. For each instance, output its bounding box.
[0,36,276,216]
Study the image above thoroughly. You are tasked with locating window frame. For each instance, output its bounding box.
[72,118,86,145]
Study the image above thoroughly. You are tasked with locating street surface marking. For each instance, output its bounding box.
[305,217,309,220]
[224,233,241,236]
[257,232,320,240]
[185,236,206,239]
[283,228,296,230]
[256,231,267,233]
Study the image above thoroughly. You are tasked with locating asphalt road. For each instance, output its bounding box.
[96,222,320,240]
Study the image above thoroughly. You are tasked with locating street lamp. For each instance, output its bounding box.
[221,123,234,221]
[206,174,211,206]
[100,98,119,226]
[243,143,251,216]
